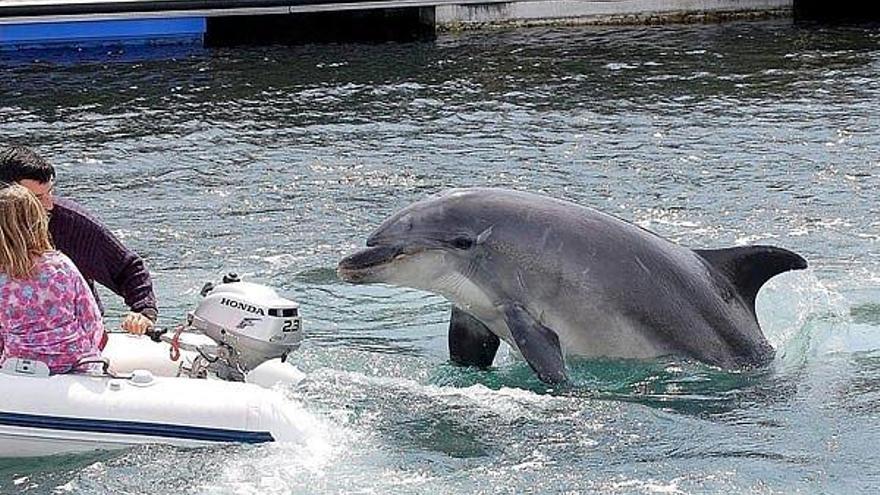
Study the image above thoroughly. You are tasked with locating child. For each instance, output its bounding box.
[0,184,104,374]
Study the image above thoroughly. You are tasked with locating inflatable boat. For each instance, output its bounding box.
[0,276,310,458]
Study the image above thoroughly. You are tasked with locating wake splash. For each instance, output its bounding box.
[759,268,880,371]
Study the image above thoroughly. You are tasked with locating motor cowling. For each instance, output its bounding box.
[188,279,303,375]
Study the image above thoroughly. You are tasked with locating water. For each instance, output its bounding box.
[1,19,879,494]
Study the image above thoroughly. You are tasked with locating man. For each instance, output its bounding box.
[0,145,156,335]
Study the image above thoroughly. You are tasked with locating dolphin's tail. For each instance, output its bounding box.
[694,245,808,314]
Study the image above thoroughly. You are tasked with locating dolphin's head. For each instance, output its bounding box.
[337,190,494,296]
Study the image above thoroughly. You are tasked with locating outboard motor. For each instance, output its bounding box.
[161,274,304,381]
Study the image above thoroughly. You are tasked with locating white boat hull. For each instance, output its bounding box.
[0,334,308,458]
[0,422,222,458]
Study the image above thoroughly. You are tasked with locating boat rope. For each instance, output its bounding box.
[169,324,185,362]
[70,357,132,380]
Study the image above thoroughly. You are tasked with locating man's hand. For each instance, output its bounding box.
[121,312,154,335]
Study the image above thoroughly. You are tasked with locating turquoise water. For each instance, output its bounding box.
[1,19,879,494]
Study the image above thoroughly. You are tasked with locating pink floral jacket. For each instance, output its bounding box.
[0,251,104,374]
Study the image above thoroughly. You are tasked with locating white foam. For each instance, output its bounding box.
[756,268,880,368]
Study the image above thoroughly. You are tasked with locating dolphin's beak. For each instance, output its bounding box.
[337,245,404,283]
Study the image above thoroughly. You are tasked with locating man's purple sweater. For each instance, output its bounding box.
[49,197,158,321]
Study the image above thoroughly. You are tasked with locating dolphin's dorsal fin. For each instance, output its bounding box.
[695,245,808,311]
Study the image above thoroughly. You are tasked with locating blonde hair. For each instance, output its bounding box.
[0,184,53,279]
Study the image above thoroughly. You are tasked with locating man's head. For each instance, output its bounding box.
[0,146,56,211]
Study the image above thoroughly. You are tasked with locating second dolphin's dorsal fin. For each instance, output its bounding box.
[694,245,808,312]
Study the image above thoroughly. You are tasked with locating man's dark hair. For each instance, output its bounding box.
[0,146,56,184]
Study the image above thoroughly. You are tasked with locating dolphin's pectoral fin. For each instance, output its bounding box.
[501,303,567,384]
[449,306,500,368]
[694,245,808,312]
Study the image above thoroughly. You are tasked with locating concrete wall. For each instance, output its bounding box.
[435,0,792,30]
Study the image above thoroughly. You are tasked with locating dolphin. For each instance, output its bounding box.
[337,188,807,384]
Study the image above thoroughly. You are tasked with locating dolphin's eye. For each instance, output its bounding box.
[450,236,474,250]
